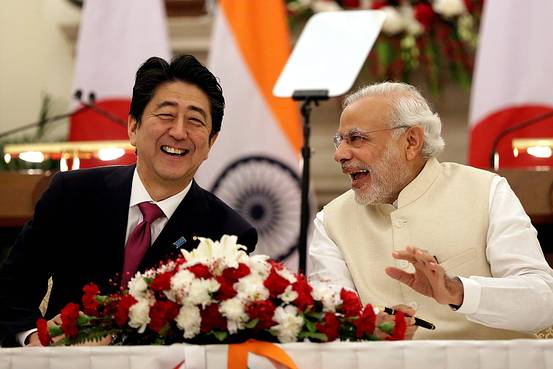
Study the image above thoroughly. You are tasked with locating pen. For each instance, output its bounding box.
[382,307,436,330]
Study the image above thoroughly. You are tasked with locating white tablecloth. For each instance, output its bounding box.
[1,340,553,369]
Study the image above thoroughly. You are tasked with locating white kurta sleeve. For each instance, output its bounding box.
[457,176,553,332]
[308,211,357,292]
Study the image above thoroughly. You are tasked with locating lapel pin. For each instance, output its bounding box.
[173,237,186,249]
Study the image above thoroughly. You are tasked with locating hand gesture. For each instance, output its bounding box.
[385,246,464,306]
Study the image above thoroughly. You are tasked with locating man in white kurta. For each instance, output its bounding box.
[308,82,553,339]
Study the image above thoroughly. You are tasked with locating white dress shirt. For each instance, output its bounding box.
[19,169,192,345]
[308,176,553,333]
[126,169,192,245]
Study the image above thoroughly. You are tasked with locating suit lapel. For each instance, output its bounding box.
[140,180,208,269]
[102,165,134,271]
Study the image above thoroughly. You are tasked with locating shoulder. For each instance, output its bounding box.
[440,161,497,181]
[324,189,357,213]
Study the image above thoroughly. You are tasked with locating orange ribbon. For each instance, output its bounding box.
[227,339,298,369]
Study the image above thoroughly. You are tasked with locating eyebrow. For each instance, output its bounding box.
[155,101,207,120]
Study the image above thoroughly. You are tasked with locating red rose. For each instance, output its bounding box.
[115,294,137,327]
[316,312,340,342]
[82,283,100,316]
[60,303,80,338]
[291,274,314,311]
[263,267,290,298]
[371,0,388,9]
[36,318,51,346]
[148,300,180,333]
[246,300,276,330]
[414,3,435,29]
[342,0,360,8]
[353,304,376,338]
[187,263,212,279]
[216,275,237,300]
[386,310,406,341]
[222,263,251,282]
[340,289,362,317]
[200,304,227,333]
[463,0,474,13]
[150,271,174,292]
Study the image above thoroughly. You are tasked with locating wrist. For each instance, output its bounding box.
[447,276,464,306]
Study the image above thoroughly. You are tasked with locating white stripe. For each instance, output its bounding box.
[72,0,171,102]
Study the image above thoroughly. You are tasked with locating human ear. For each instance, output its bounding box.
[128,116,138,147]
[404,125,424,160]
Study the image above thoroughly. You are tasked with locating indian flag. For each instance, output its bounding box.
[196,0,306,267]
[69,0,171,168]
[468,0,553,169]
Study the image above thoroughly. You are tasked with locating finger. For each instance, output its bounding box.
[391,250,418,263]
[50,314,62,326]
[391,304,416,317]
[385,267,416,286]
[404,325,418,339]
[413,248,437,265]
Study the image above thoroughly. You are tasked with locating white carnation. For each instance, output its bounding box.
[400,4,423,36]
[246,255,271,279]
[187,278,220,307]
[311,0,342,12]
[175,304,201,339]
[272,305,304,343]
[170,269,195,303]
[433,0,466,18]
[128,274,148,299]
[276,267,296,284]
[235,274,270,302]
[311,283,342,313]
[382,6,405,35]
[220,298,248,334]
[128,298,151,333]
[278,285,298,303]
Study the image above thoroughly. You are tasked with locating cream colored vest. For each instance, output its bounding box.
[323,158,533,339]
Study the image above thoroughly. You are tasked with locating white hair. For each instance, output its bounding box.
[343,82,445,158]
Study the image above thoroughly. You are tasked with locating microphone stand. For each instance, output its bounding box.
[292,89,328,273]
[489,110,553,169]
[73,91,127,128]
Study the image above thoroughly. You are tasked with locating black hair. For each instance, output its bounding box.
[129,55,224,137]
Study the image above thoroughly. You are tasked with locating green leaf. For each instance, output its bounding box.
[245,319,259,329]
[211,330,228,342]
[378,322,394,334]
[304,319,316,333]
[298,331,327,341]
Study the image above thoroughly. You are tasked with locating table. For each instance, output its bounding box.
[2,340,553,369]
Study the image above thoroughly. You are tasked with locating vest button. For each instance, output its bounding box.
[395,218,407,228]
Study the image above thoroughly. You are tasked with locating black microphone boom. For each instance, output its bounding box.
[489,110,553,169]
[73,90,127,127]
[0,106,87,140]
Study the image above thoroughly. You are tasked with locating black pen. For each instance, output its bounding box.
[382,307,436,330]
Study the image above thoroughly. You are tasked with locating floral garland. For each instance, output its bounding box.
[286,0,483,95]
[37,235,406,345]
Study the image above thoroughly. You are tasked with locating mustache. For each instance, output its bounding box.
[341,162,370,172]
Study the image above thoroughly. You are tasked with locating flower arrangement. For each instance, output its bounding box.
[286,0,484,95]
[37,235,406,345]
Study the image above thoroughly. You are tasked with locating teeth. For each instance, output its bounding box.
[350,169,369,179]
[161,145,187,155]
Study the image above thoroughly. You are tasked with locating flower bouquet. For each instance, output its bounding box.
[37,235,406,346]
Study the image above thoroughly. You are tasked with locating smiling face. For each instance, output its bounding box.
[128,81,218,200]
[334,95,412,205]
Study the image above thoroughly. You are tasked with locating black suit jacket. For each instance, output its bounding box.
[0,165,257,345]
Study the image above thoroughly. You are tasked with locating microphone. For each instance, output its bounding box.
[0,105,88,140]
[489,110,553,169]
[73,90,127,127]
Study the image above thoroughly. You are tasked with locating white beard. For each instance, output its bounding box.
[353,144,412,205]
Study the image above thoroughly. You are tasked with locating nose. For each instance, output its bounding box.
[333,142,352,164]
[168,120,188,140]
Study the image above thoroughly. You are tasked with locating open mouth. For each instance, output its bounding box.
[350,169,369,181]
[161,145,189,157]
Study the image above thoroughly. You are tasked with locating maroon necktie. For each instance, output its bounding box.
[121,202,164,288]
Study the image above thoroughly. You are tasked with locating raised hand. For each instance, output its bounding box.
[385,246,464,306]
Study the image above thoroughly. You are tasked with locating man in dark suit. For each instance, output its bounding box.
[0,55,257,346]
